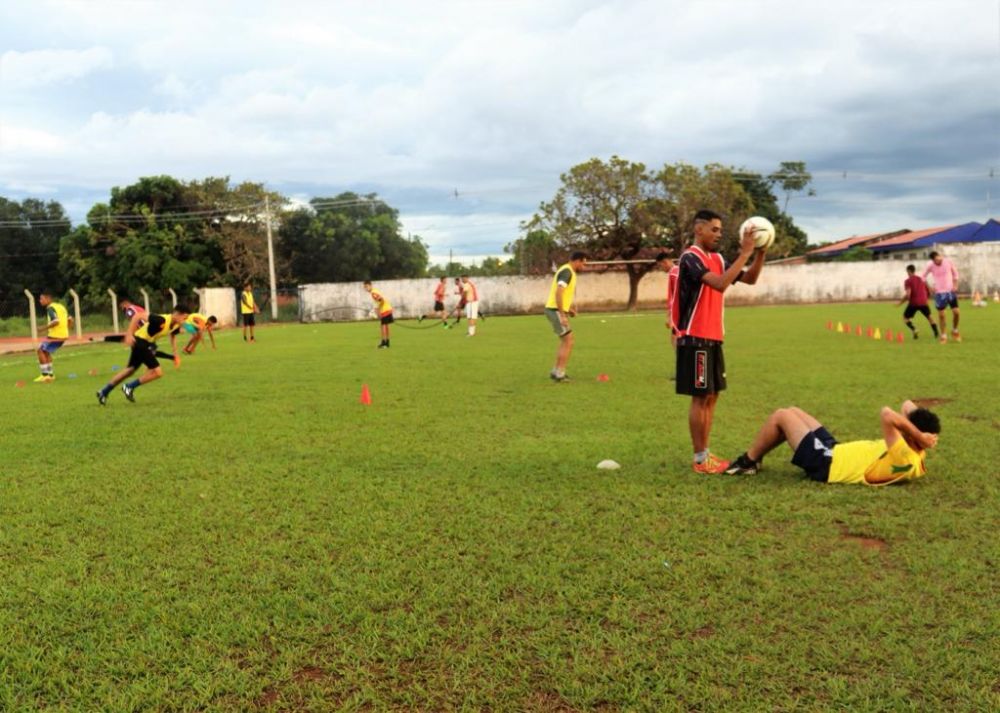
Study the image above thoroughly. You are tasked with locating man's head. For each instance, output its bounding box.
[208,315,218,325]
[439,276,447,283]
[929,251,943,265]
[171,304,191,323]
[39,289,54,307]
[363,280,373,292]
[569,251,588,270]
[461,275,469,283]
[906,264,916,275]
[693,209,724,251]
[655,251,672,270]
[907,407,941,449]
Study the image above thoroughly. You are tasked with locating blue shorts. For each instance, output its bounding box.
[934,291,958,310]
[40,340,65,354]
[791,427,838,482]
[183,323,199,335]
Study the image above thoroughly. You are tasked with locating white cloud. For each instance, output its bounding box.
[0,46,112,87]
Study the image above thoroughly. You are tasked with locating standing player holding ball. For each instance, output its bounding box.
[672,210,768,474]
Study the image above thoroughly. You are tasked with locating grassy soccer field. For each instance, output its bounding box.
[2,304,998,711]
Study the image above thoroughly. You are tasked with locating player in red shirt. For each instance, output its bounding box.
[656,251,678,380]
[898,264,938,339]
[418,276,452,328]
[672,210,766,474]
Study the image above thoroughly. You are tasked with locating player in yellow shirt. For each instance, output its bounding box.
[724,400,939,484]
[363,281,394,348]
[33,289,72,383]
[544,251,587,382]
[181,312,218,354]
[96,304,190,405]
[240,282,259,343]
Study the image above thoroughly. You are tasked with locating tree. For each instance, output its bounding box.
[769,161,814,213]
[523,156,666,309]
[734,162,813,258]
[277,193,428,283]
[504,229,557,275]
[0,197,70,303]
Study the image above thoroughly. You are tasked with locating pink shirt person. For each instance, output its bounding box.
[922,256,958,293]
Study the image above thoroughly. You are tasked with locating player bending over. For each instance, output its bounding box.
[725,400,939,484]
[34,289,72,383]
[898,264,937,339]
[182,313,218,354]
[364,281,394,348]
[96,304,189,405]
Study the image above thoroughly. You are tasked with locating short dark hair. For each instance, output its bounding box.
[655,251,671,262]
[570,251,588,262]
[694,209,722,225]
[928,251,939,259]
[173,303,190,314]
[908,408,940,435]
[40,288,54,298]
[363,280,372,287]
[244,282,252,288]
[906,264,915,273]
[208,315,218,324]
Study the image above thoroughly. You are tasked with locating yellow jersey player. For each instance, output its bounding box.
[725,400,939,484]
[34,289,72,383]
[96,304,190,405]
[182,312,218,354]
[240,282,259,342]
[363,281,394,348]
[544,251,587,382]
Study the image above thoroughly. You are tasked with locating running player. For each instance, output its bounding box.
[898,264,938,339]
[95,304,190,405]
[418,276,451,327]
[673,210,765,474]
[450,277,466,324]
[363,281,394,348]
[724,400,939,485]
[182,312,218,354]
[922,251,960,343]
[460,275,479,336]
[33,290,71,383]
[240,282,259,342]
[544,251,587,381]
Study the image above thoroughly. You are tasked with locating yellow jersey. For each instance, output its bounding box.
[134,314,179,342]
[186,313,209,328]
[370,289,392,315]
[828,438,926,486]
[240,290,256,315]
[46,302,69,339]
[545,264,577,311]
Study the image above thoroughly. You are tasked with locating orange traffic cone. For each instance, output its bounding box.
[885,329,893,342]
[896,331,905,344]
[855,325,863,336]
[826,320,833,330]
[596,373,610,382]
[360,384,372,405]
[844,323,851,335]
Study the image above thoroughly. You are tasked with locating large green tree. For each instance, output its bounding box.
[734,162,812,258]
[278,193,428,283]
[0,197,70,303]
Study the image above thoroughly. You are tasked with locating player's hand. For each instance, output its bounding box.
[559,313,569,328]
[569,308,577,317]
[918,432,939,449]
[739,228,756,256]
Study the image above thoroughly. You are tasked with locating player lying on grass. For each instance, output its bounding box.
[96,304,189,405]
[724,401,940,485]
[181,313,218,354]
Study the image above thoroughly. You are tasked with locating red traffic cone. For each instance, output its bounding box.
[826,320,833,330]
[885,329,893,342]
[359,384,372,405]
[866,326,873,338]
[896,331,905,344]
[14,380,26,388]
[596,373,610,382]
[855,325,863,336]
[844,323,851,335]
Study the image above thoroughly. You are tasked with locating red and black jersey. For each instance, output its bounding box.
[672,246,739,342]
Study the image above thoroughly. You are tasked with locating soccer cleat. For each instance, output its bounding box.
[122,383,135,402]
[173,354,181,368]
[912,329,918,340]
[938,334,947,344]
[96,390,107,406]
[377,342,388,349]
[692,453,730,474]
[417,315,424,323]
[33,374,54,383]
[952,330,961,343]
[724,453,759,476]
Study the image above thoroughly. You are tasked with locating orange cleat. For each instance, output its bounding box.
[692,453,730,474]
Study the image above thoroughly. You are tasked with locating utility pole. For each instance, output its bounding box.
[265,195,278,320]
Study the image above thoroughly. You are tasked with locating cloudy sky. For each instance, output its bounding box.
[1,0,998,262]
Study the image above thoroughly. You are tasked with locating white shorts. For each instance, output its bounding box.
[465,301,479,320]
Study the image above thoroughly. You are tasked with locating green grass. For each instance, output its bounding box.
[2,304,998,711]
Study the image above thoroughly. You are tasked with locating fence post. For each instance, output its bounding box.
[107,288,119,333]
[68,289,83,339]
[168,288,177,308]
[196,287,205,313]
[24,289,38,342]
[139,288,150,314]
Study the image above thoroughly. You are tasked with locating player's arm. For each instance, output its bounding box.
[879,406,937,451]
[123,313,144,346]
[898,284,911,306]
[700,231,756,292]
[740,248,766,285]
[207,324,216,349]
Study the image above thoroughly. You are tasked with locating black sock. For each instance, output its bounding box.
[905,320,915,333]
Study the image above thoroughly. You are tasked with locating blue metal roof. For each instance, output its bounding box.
[869,221,982,252]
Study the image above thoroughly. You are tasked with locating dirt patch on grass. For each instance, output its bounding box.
[912,397,953,408]
[836,523,888,551]
[690,625,716,639]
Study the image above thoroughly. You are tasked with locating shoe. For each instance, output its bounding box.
[173,354,182,368]
[417,315,424,323]
[938,335,947,344]
[377,342,388,349]
[33,374,54,383]
[96,390,107,406]
[952,330,961,343]
[724,453,759,475]
[912,330,918,340]
[122,383,135,402]
[693,453,730,474]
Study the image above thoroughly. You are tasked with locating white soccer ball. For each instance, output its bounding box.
[739,216,776,250]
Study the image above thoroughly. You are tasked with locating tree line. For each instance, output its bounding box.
[1,160,811,310]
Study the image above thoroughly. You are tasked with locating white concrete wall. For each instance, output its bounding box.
[298,243,1000,320]
[199,287,238,326]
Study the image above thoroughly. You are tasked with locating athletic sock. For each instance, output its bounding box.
[931,324,939,337]
[694,450,709,464]
[99,384,113,397]
[905,320,915,333]
[126,379,141,390]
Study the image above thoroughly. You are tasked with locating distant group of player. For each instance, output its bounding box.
[364,275,482,347]
[898,251,961,343]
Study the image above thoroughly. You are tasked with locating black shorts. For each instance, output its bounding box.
[127,338,160,370]
[242,313,256,326]
[434,300,445,312]
[675,338,726,396]
[791,427,838,482]
[380,313,395,325]
[903,304,931,319]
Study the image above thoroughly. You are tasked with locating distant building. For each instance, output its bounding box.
[868,222,982,260]
[806,229,907,260]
